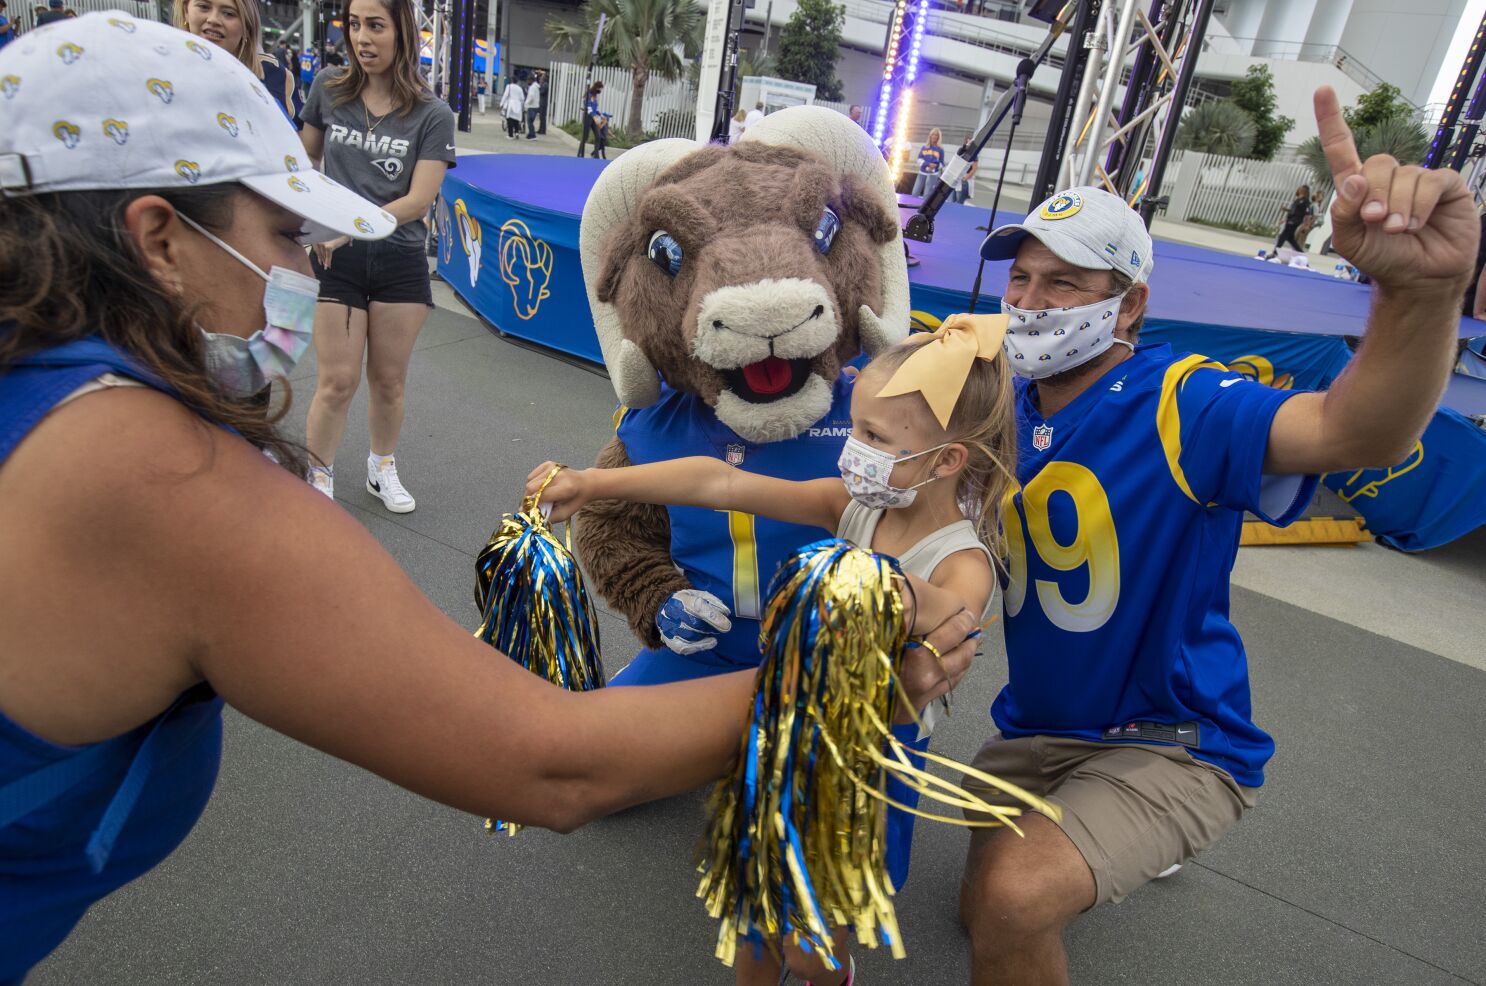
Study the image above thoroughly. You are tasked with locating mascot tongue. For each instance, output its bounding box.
[741,357,794,396]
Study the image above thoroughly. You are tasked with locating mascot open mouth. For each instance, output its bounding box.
[722,356,814,403]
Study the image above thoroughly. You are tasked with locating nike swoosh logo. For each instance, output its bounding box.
[1220,378,1242,388]
[446,144,456,150]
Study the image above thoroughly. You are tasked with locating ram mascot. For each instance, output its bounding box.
[576,107,910,684]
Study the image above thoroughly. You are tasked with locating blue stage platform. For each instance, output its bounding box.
[434,153,1486,549]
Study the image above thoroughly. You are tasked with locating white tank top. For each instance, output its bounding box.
[835,498,997,624]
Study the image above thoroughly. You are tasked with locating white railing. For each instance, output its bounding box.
[1162,149,1313,229]
[547,60,697,139]
[9,0,160,32]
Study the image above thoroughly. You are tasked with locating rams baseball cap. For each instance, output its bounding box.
[0,11,394,244]
[980,186,1154,283]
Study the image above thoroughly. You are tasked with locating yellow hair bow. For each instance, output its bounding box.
[874,313,1009,429]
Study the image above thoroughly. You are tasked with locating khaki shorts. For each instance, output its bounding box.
[963,733,1258,905]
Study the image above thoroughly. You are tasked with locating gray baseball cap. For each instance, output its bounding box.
[980,186,1154,283]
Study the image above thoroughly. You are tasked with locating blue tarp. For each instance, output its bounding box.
[435,155,1486,549]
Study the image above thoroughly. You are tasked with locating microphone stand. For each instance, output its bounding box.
[977,63,1029,232]
[902,1,1072,244]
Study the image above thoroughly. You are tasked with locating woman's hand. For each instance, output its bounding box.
[314,235,350,269]
[524,461,593,523]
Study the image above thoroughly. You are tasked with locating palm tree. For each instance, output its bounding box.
[1298,115,1430,191]
[1175,100,1257,158]
[547,0,705,133]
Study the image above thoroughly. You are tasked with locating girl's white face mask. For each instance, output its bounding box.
[999,294,1133,379]
[180,214,320,397]
[837,435,948,510]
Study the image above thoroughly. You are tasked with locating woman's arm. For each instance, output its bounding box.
[300,123,325,168]
[0,390,750,833]
[381,159,448,227]
[527,458,849,532]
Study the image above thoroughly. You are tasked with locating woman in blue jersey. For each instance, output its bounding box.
[912,127,945,198]
[578,79,609,158]
[175,0,302,127]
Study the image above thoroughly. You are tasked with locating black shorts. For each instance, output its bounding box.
[311,238,432,309]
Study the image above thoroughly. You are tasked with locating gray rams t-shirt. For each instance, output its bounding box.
[304,70,456,249]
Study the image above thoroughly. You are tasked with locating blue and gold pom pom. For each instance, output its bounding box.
[696,539,1056,968]
[474,465,605,835]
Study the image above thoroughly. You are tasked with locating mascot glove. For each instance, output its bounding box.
[657,589,733,655]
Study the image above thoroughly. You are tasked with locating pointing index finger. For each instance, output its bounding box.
[1315,86,1363,185]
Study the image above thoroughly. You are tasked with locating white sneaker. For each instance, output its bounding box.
[308,465,334,499]
[366,454,416,513]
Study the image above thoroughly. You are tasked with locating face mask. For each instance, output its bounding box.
[837,435,948,510]
[1000,294,1134,380]
[179,214,320,398]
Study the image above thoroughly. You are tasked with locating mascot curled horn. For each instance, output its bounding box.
[576,107,910,684]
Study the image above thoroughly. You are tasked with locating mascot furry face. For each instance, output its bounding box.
[575,108,909,657]
[580,109,910,443]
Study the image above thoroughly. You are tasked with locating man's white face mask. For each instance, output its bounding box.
[999,293,1134,379]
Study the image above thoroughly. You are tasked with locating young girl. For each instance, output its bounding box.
[300,0,455,512]
[529,315,1016,986]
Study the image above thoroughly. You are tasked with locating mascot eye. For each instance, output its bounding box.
[814,207,841,255]
[647,230,683,277]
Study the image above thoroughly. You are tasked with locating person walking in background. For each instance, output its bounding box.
[524,71,540,139]
[954,133,980,204]
[501,73,524,139]
[175,0,302,128]
[727,107,747,142]
[578,80,609,158]
[743,99,764,131]
[300,0,457,511]
[0,1,15,51]
[1266,183,1311,258]
[536,69,548,134]
[475,72,487,114]
[848,103,864,127]
[1297,188,1325,250]
[913,127,946,198]
[34,0,66,26]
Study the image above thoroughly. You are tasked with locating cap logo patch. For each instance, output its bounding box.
[1,76,19,100]
[186,39,212,60]
[287,175,310,193]
[102,119,129,145]
[216,112,239,137]
[107,17,136,31]
[56,43,84,65]
[1039,191,1083,221]
[1130,250,1141,269]
[284,154,300,172]
[175,160,201,183]
[52,121,81,148]
[354,218,375,234]
[147,78,174,104]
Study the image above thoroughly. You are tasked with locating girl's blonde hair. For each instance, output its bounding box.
[174,0,264,79]
[927,127,942,145]
[329,0,431,117]
[866,334,1018,557]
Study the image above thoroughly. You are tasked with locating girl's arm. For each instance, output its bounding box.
[527,458,850,533]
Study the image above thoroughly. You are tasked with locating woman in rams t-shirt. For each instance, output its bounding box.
[300,0,455,514]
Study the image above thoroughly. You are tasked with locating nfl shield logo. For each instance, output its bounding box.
[1031,424,1054,451]
[726,443,746,466]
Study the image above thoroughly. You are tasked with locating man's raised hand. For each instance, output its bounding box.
[1316,85,1477,290]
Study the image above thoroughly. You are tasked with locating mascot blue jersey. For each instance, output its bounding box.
[616,375,854,667]
[994,344,1317,788]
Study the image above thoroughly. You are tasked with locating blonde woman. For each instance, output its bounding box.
[300,0,456,511]
[175,0,301,126]
[912,126,945,198]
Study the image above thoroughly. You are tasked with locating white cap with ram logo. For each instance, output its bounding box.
[0,11,394,244]
[980,185,1154,284]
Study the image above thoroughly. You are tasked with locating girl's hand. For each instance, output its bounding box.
[314,236,351,269]
[524,461,591,523]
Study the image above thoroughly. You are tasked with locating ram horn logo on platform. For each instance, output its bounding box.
[499,217,553,320]
[452,199,482,286]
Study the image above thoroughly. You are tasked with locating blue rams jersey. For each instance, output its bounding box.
[616,376,855,666]
[993,344,1317,788]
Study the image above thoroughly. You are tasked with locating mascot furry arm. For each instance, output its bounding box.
[575,108,910,650]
